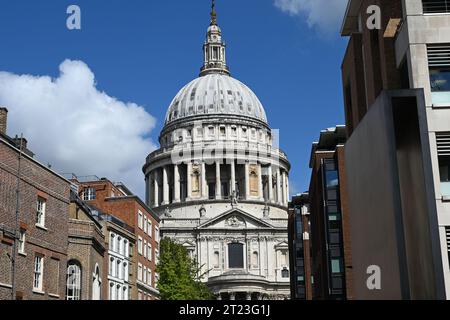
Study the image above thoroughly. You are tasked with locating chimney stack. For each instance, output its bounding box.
[0,107,8,135]
[13,135,28,151]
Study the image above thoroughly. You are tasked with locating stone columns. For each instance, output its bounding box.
[245,162,250,200]
[216,161,221,199]
[257,163,263,201]
[153,170,159,207]
[229,292,236,300]
[174,164,180,203]
[268,165,274,203]
[246,292,252,300]
[230,160,236,195]
[162,166,169,205]
[286,173,290,205]
[282,171,288,205]
[276,168,282,205]
[187,162,192,200]
[201,162,207,199]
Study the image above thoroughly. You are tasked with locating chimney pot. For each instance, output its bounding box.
[0,107,8,135]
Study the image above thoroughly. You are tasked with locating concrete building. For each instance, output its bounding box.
[67,190,106,300]
[308,126,353,300]
[73,177,160,300]
[143,3,291,300]
[0,107,71,300]
[341,0,450,299]
[288,193,313,300]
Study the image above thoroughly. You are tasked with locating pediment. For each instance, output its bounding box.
[197,208,274,230]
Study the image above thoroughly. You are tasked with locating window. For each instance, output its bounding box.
[331,259,342,274]
[33,255,44,291]
[231,126,237,137]
[144,217,148,234]
[281,267,289,278]
[428,44,450,105]
[138,263,143,281]
[123,286,128,301]
[109,282,114,300]
[66,261,81,300]
[242,127,248,138]
[155,227,160,243]
[423,0,450,13]
[143,267,147,284]
[138,211,143,229]
[220,126,226,137]
[18,230,26,254]
[123,262,128,282]
[36,197,46,227]
[138,236,143,255]
[109,257,114,276]
[228,243,244,269]
[148,221,152,237]
[83,187,96,201]
[143,240,147,258]
[437,133,450,196]
[155,249,159,265]
[148,244,152,261]
[116,260,121,278]
[148,269,152,287]
[123,240,128,257]
[117,236,122,255]
[109,233,115,251]
[208,126,215,137]
[428,45,450,92]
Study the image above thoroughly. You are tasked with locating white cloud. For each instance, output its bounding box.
[274,0,347,36]
[0,60,156,198]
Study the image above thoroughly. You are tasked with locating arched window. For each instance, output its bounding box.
[92,264,101,300]
[228,243,244,269]
[192,170,200,195]
[66,261,82,300]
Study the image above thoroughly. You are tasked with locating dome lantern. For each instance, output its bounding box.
[200,0,230,77]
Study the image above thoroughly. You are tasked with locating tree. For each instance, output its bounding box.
[156,237,213,300]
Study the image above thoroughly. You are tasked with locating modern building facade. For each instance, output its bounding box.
[341,0,450,299]
[143,4,291,300]
[288,193,313,300]
[67,190,105,300]
[73,177,160,300]
[0,107,71,300]
[308,126,353,300]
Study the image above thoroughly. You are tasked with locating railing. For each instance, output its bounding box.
[146,141,288,162]
[423,0,450,13]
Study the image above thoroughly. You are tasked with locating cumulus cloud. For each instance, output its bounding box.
[274,0,347,36]
[0,60,156,198]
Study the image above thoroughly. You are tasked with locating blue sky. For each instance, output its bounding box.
[0,0,348,197]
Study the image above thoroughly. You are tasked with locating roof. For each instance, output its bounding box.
[309,125,347,168]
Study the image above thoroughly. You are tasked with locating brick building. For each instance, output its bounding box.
[307,126,353,300]
[288,193,313,300]
[67,189,106,300]
[72,177,160,300]
[0,107,71,300]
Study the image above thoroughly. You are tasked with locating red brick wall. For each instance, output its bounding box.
[0,139,70,300]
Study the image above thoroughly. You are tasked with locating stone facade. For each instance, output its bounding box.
[67,191,105,300]
[144,5,291,300]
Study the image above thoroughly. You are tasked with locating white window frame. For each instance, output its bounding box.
[138,263,143,281]
[138,236,143,255]
[138,211,143,229]
[148,221,153,238]
[143,266,147,284]
[155,227,160,243]
[33,255,44,292]
[18,230,26,254]
[148,244,152,261]
[66,262,81,300]
[144,216,148,234]
[36,197,46,228]
[83,187,96,201]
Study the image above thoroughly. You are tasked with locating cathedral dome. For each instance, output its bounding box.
[164,74,268,126]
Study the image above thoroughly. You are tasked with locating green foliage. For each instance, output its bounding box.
[156,237,213,300]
